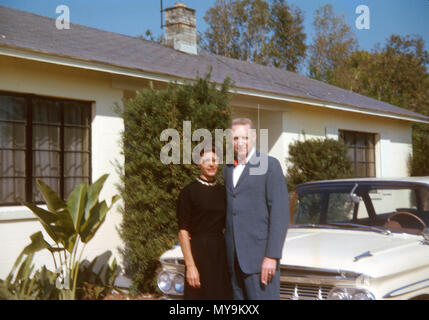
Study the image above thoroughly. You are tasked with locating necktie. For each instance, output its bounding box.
[234,158,246,167]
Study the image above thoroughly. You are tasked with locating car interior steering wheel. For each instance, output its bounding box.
[386,211,427,231]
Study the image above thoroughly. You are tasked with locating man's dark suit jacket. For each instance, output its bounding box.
[223,151,289,275]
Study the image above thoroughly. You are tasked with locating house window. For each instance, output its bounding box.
[0,92,91,206]
[339,130,376,178]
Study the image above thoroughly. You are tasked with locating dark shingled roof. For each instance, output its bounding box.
[1,5,428,122]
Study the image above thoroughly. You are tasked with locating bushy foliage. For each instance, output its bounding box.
[286,137,354,191]
[308,4,357,83]
[309,23,429,176]
[0,253,59,300]
[116,73,232,293]
[409,124,429,176]
[77,251,121,300]
[201,0,307,72]
[0,251,120,300]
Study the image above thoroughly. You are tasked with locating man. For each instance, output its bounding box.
[223,118,289,300]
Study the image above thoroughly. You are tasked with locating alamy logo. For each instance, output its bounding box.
[56,5,70,30]
[159,121,269,175]
[355,5,370,30]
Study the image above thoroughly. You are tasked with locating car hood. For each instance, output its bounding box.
[281,227,429,278]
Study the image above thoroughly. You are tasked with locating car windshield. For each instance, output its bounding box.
[293,182,429,235]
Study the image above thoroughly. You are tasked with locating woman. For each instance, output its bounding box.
[176,146,232,300]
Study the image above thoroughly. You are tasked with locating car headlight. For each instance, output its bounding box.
[328,287,375,300]
[157,271,172,293]
[173,274,185,294]
[157,271,185,295]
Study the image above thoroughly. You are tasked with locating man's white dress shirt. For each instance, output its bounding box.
[233,147,256,188]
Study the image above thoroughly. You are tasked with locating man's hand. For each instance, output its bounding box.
[260,257,277,285]
[186,265,201,288]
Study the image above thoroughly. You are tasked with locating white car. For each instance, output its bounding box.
[157,177,429,300]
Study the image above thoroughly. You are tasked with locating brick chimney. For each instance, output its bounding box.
[164,2,197,55]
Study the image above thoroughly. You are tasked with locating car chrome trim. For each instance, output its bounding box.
[160,257,185,267]
[280,282,334,300]
[297,179,429,191]
[328,287,376,300]
[422,228,429,243]
[353,251,373,262]
[280,265,365,280]
[383,278,429,298]
[326,222,392,235]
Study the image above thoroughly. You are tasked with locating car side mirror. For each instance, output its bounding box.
[349,184,360,204]
[349,193,360,204]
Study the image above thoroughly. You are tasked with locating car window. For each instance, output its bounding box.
[370,189,417,215]
[327,193,354,222]
[421,189,429,211]
[295,191,363,224]
[295,193,321,224]
[295,186,421,226]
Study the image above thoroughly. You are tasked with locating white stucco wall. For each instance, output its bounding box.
[232,98,413,178]
[0,56,125,278]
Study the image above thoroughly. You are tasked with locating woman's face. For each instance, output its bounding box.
[199,151,219,179]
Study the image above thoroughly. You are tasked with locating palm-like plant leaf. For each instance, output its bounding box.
[21,202,60,243]
[36,179,66,213]
[22,232,63,255]
[79,201,108,243]
[83,174,109,224]
[16,173,119,299]
[66,183,87,232]
[80,195,119,243]
[11,232,63,277]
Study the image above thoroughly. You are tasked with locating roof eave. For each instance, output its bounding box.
[2,44,429,125]
[233,86,429,124]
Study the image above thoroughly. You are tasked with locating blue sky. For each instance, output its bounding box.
[1,0,428,59]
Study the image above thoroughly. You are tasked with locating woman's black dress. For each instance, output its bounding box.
[176,180,232,300]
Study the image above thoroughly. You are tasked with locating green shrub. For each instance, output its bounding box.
[0,253,59,300]
[0,251,121,300]
[409,124,429,176]
[116,73,232,294]
[286,136,354,191]
[76,251,121,300]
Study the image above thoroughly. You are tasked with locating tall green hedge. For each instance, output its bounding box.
[409,123,429,176]
[116,74,232,293]
[286,137,354,191]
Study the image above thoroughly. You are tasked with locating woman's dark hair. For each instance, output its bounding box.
[199,142,221,158]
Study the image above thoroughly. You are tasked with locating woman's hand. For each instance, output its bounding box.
[186,265,201,288]
[178,229,200,289]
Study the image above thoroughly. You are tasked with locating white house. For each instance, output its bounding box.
[1,4,428,278]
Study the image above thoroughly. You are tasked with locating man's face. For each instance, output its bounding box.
[231,124,255,160]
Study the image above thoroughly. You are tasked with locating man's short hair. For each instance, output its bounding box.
[231,117,254,129]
